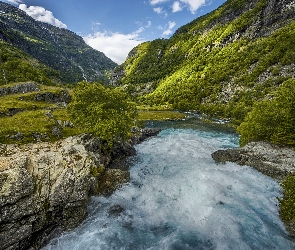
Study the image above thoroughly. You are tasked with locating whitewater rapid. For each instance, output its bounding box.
[44,123,294,250]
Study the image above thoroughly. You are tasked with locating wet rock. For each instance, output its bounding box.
[108,204,125,217]
[131,127,161,144]
[98,169,130,196]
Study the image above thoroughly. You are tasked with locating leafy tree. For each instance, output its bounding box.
[237,79,295,146]
[67,82,137,144]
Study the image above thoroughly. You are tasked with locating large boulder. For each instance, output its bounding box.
[0,135,130,250]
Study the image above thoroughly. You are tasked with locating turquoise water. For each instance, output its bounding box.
[44,119,294,250]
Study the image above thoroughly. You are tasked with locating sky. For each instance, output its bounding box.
[2,0,226,64]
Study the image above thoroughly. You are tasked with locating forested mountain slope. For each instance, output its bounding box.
[113,0,295,124]
[0,2,117,84]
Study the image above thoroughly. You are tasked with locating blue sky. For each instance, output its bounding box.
[3,0,226,64]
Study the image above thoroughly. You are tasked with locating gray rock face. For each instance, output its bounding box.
[0,82,40,96]
[212,141,295,181]
[0,128,160,249]
[0,135,131,250]
[34,89,71,104]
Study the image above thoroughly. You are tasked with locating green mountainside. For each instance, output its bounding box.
[113,0,295,125]
[0,2,117,84]
[0,40,61,85]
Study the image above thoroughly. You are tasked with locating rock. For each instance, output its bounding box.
[34,89,71,104]
[32,132,47,142]
[52,126,62,137]
[130,127,161,144]
[98,169,130,196]
[0,82,40,97]
[0,135,132,249]
[0,127,161,249]
[10,132,24,141]
[212,141,295,181]
[108,204,125,217]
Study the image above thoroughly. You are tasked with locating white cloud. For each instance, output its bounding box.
[180,0,206,14]
[7,0,23,4]
[153,7,168,17]
[150,0,206,14]
[172,1,183,12]
[146,21,152,28]
[153,7,163,14]
[83,29,145,64]
[169,21,176,29]
[19,4,67,29]
[161,21,176,37]
[150,0,169,5]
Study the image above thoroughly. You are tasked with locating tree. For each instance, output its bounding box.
[237,79,295,147]
[67,82,137,144]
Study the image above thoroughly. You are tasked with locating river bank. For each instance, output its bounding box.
[212,141,295,236]
[0,127,160,250]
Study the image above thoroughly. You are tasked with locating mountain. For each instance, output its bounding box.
[0,2,117,84]
[112,0,295,123]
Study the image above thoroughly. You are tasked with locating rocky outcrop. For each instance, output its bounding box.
[0,128,160,250]
[130,127,161,144]
[0,135,129,249]
[212,141,295,181]
[34,90,71,104]
[0,82,40,96]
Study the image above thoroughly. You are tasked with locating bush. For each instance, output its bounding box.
[67,82,137,145]
[237,79,295,146]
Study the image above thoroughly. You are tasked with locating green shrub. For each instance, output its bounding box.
[237,79,295,146]
[67,82,137,145]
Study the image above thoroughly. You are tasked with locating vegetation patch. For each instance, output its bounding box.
[0,83,79,144]
[138,110,186,121]
[280,174,295,235]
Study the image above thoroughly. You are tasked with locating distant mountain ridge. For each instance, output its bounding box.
[113,0,295,123]
[0,2,117,84]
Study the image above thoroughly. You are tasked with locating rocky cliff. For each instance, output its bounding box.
[0,128,160,250]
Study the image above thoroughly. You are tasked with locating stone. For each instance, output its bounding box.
[0,127,160,249]
[212,141,295,181]
[0,82,40,97]
[10,131,24,141]
[0,135,110,249]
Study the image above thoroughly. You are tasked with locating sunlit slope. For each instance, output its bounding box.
[114,0,295,123]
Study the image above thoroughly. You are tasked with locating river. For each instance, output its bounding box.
[44,118,295,249]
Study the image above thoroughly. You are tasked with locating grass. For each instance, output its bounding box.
[137,104,187,121]
[0,82,80,144]
[0,83,187,144]
[138,110,187,121]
